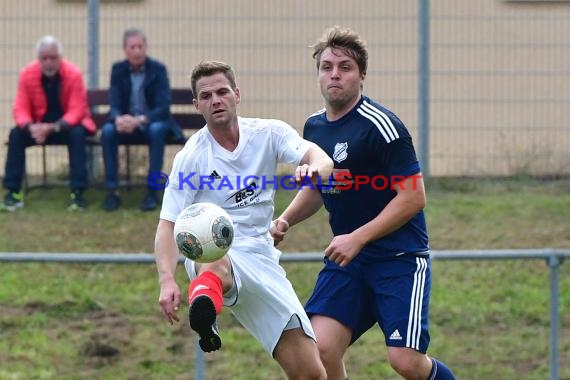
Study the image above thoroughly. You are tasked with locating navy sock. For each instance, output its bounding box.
[428,358,456,380]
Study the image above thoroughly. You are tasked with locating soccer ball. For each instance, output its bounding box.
[173,202,234,263]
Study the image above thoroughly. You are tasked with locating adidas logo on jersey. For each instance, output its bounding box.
[389,329,403,341]
[209,170,222,179]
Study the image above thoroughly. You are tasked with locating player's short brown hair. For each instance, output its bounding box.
[190,61,237,97]
[312,26,368,75]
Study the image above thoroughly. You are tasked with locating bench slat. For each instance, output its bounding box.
[171,88,196,104]
[88,89,109,106]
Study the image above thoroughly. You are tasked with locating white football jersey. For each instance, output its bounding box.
[161,117,312,240]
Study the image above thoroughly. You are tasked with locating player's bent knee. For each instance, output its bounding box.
[296,361,327,380]
[388,347,431,380]
[275,329,326,380]
[317,340,343,368]
[286,366,327,380]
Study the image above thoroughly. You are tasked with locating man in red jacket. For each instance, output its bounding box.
[2,35,96,211]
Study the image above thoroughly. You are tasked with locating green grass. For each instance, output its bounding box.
[0,178,569,380]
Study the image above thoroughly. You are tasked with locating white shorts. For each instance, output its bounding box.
[184,235,316,355]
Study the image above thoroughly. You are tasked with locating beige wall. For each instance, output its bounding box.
[1,0,569,179]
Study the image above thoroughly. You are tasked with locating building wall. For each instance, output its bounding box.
[0,0,568,179]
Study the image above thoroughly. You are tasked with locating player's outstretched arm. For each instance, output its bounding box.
[271,143,331,245]
[323,174,427,267]
[155,218,182,324]
[351,173,426,245]
[296,143,334,183]
[272,187,323,246]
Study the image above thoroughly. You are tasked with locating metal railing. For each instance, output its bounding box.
[1,249,568,380]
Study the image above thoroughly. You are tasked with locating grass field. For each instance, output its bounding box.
[0,178,569,380]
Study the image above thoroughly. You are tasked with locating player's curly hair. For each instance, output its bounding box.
[311,26,368,75]
[190,61,238,97]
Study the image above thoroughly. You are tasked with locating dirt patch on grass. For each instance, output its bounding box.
[2,302,136,366]
[78,309,135,366]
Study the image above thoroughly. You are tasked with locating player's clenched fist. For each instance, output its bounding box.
[270,218,289,246]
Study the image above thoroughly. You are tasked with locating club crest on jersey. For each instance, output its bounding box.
[333,142,348,163]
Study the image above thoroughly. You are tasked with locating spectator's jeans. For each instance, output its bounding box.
[3,125,88,192]
[100,121,169,190]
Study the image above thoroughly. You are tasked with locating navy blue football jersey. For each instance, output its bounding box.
[304,95,429,260]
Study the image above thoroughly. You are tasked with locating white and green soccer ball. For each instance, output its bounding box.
[174,202,234,263]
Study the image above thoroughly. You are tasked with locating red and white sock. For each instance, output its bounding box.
[188,271,223,314]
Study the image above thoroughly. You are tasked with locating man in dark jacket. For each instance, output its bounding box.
[101,27,183,211]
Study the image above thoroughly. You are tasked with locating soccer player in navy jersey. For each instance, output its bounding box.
[271,26,456,380]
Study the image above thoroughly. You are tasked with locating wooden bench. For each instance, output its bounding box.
[29,88,205,189]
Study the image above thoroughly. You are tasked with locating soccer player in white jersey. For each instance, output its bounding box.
[271,27,456,380]
[154,60,331,379]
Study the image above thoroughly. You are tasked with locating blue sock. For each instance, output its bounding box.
[428,358,456,380]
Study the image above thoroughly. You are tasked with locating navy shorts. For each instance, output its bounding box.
[305,254,431,353]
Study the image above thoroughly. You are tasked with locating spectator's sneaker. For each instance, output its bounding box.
[102,191,121,212]
[140,190,158,211]
[2,191,24,212]
[68,190,87,212]
[189,295,222,352]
